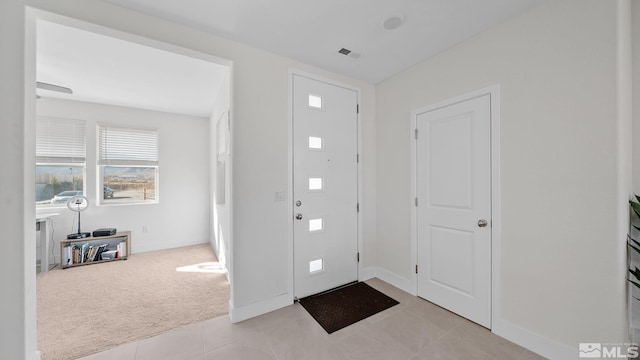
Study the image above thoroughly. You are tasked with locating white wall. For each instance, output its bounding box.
[0,2,37,359]
[633,1,640,193]
[228,44,376,320]
[35,98,211,260]
[375,0,626,357]
[631,0,640,344]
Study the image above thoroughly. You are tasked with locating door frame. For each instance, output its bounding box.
[410,85,501,328]
[287,69,362,300]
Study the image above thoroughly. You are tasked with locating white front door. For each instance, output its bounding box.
[416,94,492,328]
[292,74,358,299]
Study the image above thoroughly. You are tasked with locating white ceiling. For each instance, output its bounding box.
[36,20,229,118]
[37,1,543,116]
[100,0,543,84]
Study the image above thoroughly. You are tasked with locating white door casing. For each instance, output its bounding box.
[415,94,492,328]
[292,74,358,299]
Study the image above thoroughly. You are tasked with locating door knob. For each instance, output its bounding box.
[295,213,303,220]
[478,219,488,228]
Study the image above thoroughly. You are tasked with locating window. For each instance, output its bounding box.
[309,259,324,273]
[98,125,159,204]
[309,218,323,232]
[308,136,323,150]
[308,177,323,191]
[308,94,323,109]
[36,117,86,207]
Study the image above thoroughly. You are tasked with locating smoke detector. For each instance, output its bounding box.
[382,13,405,30]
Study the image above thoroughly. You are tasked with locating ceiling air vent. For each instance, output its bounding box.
[338,47,361,59]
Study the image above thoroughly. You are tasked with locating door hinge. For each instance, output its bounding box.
[414,129,418,139]
[357,203,360,212]
[357,154,360,163]
[357,104,360,114]
[415,264,418,274]
[357,252,360,262]
[415,197,418,207]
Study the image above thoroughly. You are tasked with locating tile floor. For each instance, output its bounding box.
[77,278,546,360]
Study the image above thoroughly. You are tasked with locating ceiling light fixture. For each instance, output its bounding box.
[382,13,405,30]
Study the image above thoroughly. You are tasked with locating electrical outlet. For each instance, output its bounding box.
[142,225,149,233]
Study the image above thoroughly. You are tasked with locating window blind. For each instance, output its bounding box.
[36,117,86,163]
[98,126,159,166]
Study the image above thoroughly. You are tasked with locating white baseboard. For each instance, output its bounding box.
[229,293,293,323]
[370,266,415,295]
[32,351,41,360]
[131,238,209,254]
[208,238,230,282]
[360,266,378,281]
[222,267,230,283]
[367,266,574,360]
[228,267,405,324]
[492,319,576,359]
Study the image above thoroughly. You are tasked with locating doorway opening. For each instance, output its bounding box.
[27,9,233,359]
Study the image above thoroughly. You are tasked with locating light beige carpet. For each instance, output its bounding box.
[37,244,229,360]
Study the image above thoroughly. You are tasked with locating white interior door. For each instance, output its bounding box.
[293,74,358,299]
[416,94,491,328]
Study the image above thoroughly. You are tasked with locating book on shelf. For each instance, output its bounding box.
[93,244,108,261]
[86,245,95,262]
[80,243,89,263]
[100,250,117,260]
[117,241,127,258]
[64,246,72,266]
[72,245,80,264]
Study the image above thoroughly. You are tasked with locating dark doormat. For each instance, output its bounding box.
[298,281,399,334]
